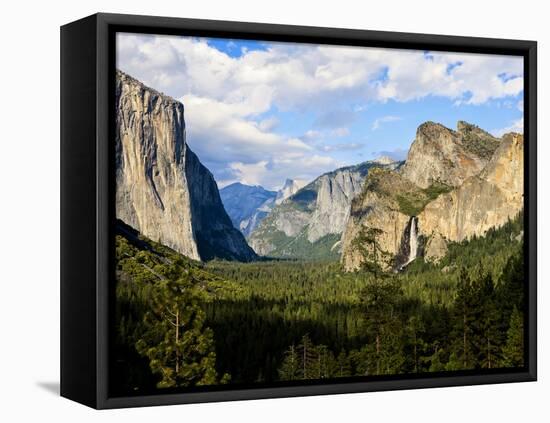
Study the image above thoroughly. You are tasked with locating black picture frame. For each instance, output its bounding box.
[61,12,537,409]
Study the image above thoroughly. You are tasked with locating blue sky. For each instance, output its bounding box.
[117,33,524,191]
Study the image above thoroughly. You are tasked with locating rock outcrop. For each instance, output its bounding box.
[417,133,524,242]
[341,121,522,272]
[400,121,500,189]
[248,159,400,258]
[115,70,256,262]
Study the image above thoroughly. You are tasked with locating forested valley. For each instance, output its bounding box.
[113,213,525,394]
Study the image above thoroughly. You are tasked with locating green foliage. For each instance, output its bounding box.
[360,278,406,374]
[460,124,500,160]
[268,232,341,260]
[501,308,525,367]
[352,226,392,275]
[134,278,218,388]
[278,344,301,380]
[113,222,231,393]
[397,182,452,216]
[115,213,526,390]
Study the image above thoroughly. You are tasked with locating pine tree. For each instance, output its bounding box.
[297,334,317,379]
[135,278,221,388]
[315,344,335,379]
[501,307,524,367]
[352,227,392,276]
[335,350,352,377]
[406,316,426,373]
[278,344,300,381]
[476,272,501,369]
[452,267,475,369]
[360,278,405,375]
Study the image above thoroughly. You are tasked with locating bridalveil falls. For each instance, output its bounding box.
[407,217,419,265]
[396,216,420,271]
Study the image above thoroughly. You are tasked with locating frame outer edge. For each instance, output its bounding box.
[527,42,537,381]
[81,12,537,409]
[60,14,99,409]
[97,12,111,409]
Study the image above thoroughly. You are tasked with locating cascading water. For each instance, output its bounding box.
[406,217,419,265]
[397,216,419,271]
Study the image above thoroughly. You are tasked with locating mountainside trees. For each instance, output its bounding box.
[206,213,525,382]
[114,213,525,392]
[113,221,230,393]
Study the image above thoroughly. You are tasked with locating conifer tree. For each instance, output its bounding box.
[135,278,221,388]
[452,267,476,369]
[297,334,317,379]
[476,272,501,369]
[335,350,352,377]
[501,307,524,367]
[278,344,300,381]
[360,278,405,375]
[352,227,391,276]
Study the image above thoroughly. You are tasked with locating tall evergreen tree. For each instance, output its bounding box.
[476,272,501,369]
[297,334,317,379]
[278,344,300,381]
[135,278,221,388]
[501,307,524,367]
[452,267,476,369]
[352,227,392,276]
[360,278,405,375]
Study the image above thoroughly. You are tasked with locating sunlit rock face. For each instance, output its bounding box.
[341,120,523,272]
[400,121,500,189]
[417,133,524,243]
[115,70,256,262]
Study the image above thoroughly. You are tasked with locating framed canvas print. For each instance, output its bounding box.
[60,13,537,409]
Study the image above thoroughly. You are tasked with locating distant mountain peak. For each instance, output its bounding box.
[275,179,307,205]
[220,183,277,237]
[370,155,397,165]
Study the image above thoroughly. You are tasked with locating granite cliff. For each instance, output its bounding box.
[400,121,500,188]
[115,70,256,262]
[418,132,524,262]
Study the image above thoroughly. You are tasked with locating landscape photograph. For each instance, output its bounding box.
[112,32,525,394]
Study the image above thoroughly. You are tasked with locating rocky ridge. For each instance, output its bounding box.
[341,121,523,271]
[248,159,400,258]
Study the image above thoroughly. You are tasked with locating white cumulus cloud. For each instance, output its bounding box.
[491,118,524,137]
[372,115,402,130]
[116,33,524,189]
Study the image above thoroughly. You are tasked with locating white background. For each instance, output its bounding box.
[0,0,547,421]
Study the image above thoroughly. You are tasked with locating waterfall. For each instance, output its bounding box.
[407,217,418,265]
[397,216,419,271]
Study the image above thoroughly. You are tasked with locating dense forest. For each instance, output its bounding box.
[113,214,525,393]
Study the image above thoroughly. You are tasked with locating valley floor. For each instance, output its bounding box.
[112,214,525,393]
